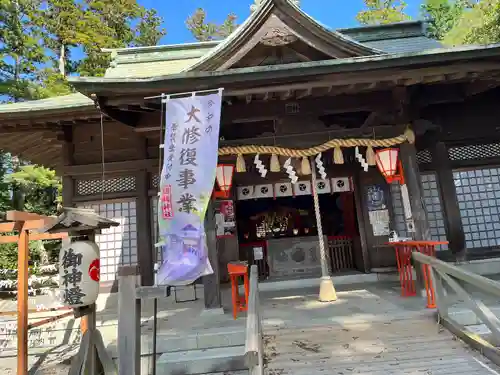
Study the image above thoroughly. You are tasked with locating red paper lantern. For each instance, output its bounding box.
[214,164,235,199]
[375,148,404,184]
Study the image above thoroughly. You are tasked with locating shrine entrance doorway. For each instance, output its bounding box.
[235,181,361,280]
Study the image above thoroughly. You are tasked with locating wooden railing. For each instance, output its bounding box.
[245,265,264,375]
[327,236,354,272]
[413,252,500,365]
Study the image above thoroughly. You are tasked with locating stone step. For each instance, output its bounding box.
[153,326,246,353]
[157,345,247,375]
[105,326,246,357]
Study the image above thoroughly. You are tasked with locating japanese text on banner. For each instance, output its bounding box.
[157,91,222,286]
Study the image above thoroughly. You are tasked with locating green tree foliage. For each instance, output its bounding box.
[0,162,62,269]
[421,0,476,40]
[0,0,47,101]
[5,164,61,215]
[78,1,166,76]
[133,8,166,47]
[0,0,166,269]
[0,0,166,100]
[357,0,411,25]
[444,0,500,45]
[186,8,238,41]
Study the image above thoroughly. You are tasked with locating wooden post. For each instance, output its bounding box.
[399,142,430,295]
[352,171,371,273]
[399,143,431,241]
[61,125,75,210]
[203,199,222,309]
[135,136,154,286]
[310,157,337,302]
[118,265,141,375]
[17,227,29,375]
[430,141,466,259]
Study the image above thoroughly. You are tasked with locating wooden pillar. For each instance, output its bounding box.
[135,137,154,286]
[399,142,429,295]
[203,199,222,309]
[352,172,370,273]
[430,141,466,259]
[118,265,141,375]
[61,126,75,207]
[399,143,431,241]
[17,228,29,375]
[136,169,154,286]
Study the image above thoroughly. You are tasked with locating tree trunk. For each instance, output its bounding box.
[58,43,65,76]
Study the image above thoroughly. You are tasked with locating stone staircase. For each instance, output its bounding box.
[155,325,249,375]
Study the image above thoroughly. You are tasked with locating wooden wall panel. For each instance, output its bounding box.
[73,122,144,165]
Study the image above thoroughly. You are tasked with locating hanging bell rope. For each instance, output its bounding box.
[219,128,415,157]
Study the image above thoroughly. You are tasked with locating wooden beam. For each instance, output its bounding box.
[0,110,99,127]
[0,232,68,244]
[97,97,140,128]
[62,158,158,176]
[221,91,395,121]
[0,219,53,233]
[6,211,47,222]
[296,88,312,99]
[361,112,379,128]
[465,79,500,97]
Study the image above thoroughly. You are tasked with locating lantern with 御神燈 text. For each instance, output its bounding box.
[58,240,100,308]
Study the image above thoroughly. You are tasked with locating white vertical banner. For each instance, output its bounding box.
[157,89,223,286]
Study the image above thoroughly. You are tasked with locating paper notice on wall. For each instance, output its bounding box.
[253,247,264,261]
[368,209,390,236]
[215,213,225,237]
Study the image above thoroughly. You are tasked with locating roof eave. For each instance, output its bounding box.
[69,44,500,96]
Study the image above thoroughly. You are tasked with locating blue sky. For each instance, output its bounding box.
[140,0,425,45]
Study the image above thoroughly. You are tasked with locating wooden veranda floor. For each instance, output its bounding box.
[264,316,500,375]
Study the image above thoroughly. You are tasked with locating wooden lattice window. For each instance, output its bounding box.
[416,149,432,165]
[391,183,410,239]
[151,173,160,189]
[454,167,500,249]
[448,143,500,161]
[421,173,448,251]
[76,176,136,196]
[390,173,447,250]
[77,200,137,282]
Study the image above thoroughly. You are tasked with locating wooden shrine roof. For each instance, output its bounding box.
[102,21,437,80]
[40,207,120,234]
[68,43,500,97]
[0,0,497,170]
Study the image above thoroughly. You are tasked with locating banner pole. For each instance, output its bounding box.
[145,87,224,101]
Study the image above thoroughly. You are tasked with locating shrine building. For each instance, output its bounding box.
[1,0,500,299]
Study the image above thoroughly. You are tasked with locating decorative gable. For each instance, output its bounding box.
[187,0,381,72]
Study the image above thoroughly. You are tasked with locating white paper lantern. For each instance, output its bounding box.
[58,240,100,308]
